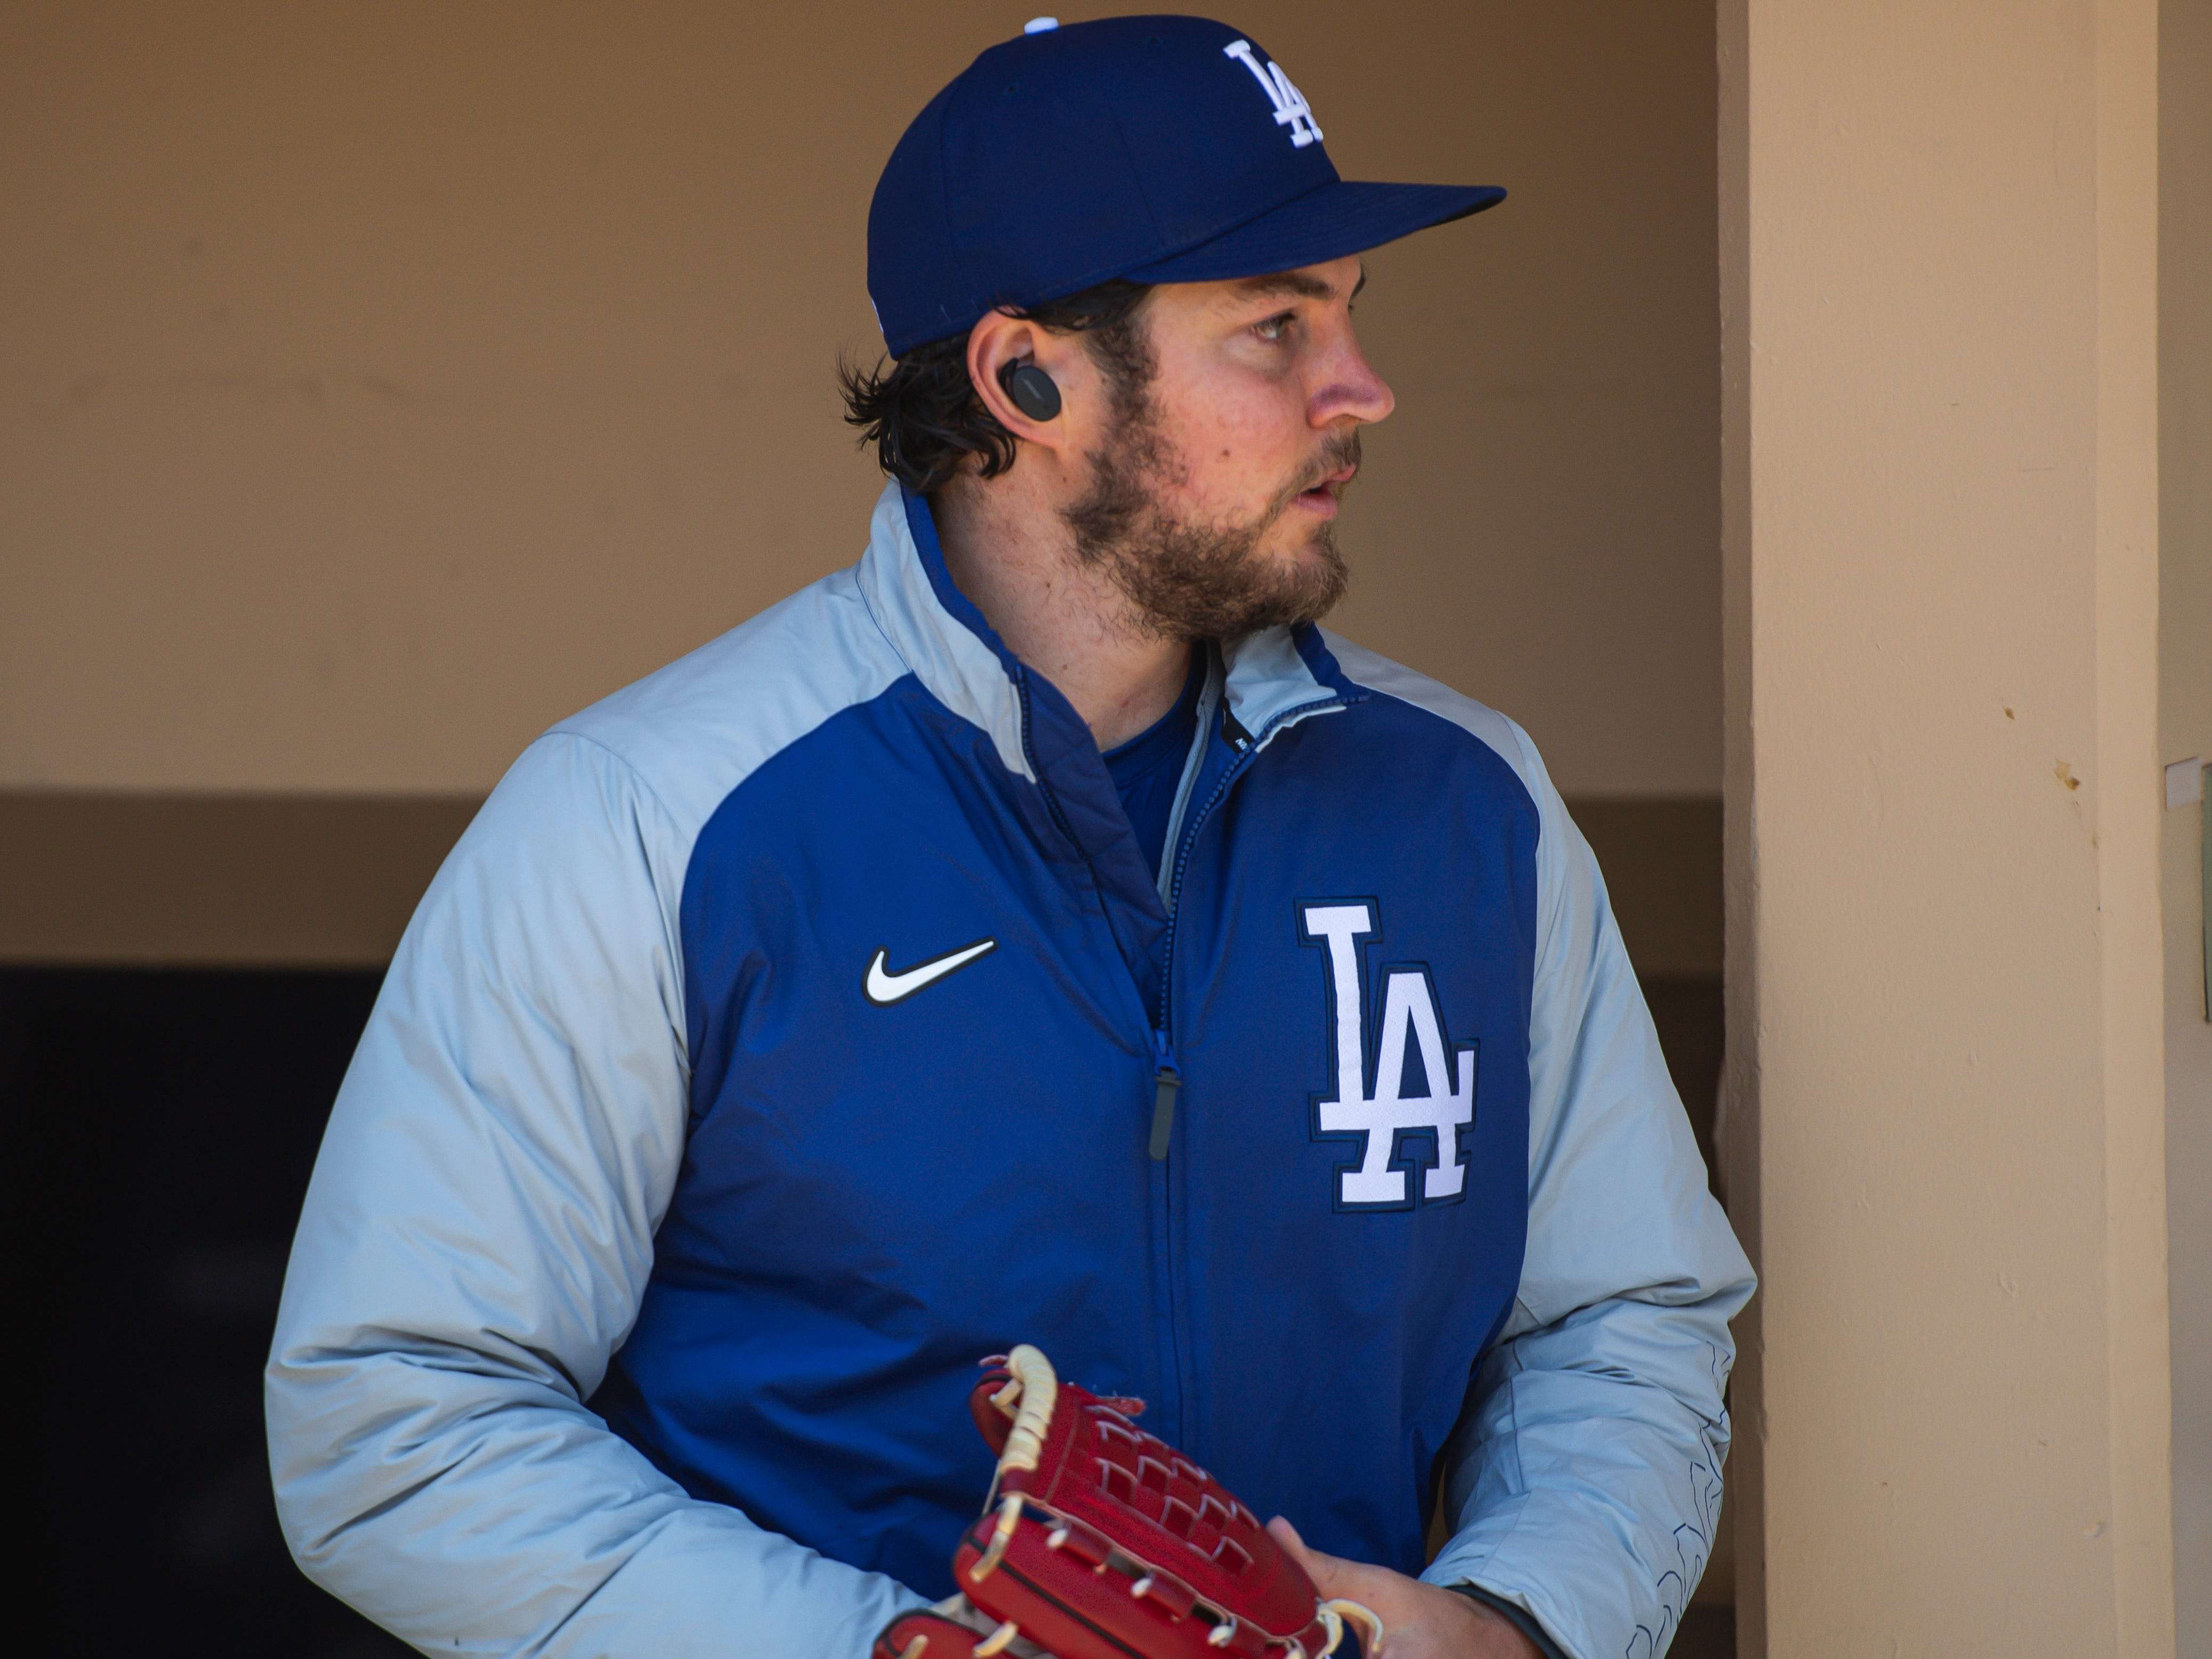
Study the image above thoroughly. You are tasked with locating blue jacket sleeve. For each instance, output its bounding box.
[1420,723,1756,1659]
[264,733,926,1656]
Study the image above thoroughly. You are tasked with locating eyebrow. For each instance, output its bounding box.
[1231,264,1368,305]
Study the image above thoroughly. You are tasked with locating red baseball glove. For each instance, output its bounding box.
[874,1345,1381,1659]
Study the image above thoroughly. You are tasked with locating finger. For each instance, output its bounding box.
[1267,1516,1344,1590]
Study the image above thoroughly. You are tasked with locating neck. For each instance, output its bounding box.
[931,477,1193,751]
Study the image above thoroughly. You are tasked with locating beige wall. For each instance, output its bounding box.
[2161,0,2212,1649]
[1721,0,2172,1653]
[0,1,1721,802]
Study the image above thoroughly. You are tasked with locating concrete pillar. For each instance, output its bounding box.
[1718,2,2173,1654]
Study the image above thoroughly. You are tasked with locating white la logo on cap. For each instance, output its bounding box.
[1222,39,1323,149]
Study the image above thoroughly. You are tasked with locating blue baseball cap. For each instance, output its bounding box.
[867,14,1506,357]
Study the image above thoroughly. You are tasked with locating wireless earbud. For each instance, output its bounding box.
[999,361,1063,422]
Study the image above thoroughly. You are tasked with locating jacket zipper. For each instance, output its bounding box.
[1147,692,1344,1147]
[1147,691,1344,1448]
[1019,652,1346,1445]
[1147,1027,1181,1161]
[1015,659,1194,1438]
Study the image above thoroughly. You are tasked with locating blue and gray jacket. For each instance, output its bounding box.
[267,483,1754,1659]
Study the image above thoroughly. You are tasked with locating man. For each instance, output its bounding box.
[268,17,1752,1659]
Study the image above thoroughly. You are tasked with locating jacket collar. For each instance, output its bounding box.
[853,480,1356,777]
[854,481,1035,779]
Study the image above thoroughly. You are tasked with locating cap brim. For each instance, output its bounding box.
[1123,180,1505,285]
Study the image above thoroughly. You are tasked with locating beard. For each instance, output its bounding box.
[1059,399,1356,643]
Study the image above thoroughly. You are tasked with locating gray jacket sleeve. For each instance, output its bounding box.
[264,733,924,1657]
[1421,724,1757,1659]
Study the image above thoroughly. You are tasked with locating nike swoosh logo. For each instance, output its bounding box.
[863,937,998,1006]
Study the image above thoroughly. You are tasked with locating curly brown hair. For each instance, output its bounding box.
[839,281,1156,493]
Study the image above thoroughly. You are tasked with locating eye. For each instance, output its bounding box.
[1252,310,1296,344]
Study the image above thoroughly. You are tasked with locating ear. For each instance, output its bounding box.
[966,308,1077,453]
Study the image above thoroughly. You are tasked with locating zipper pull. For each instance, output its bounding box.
[1148,1030,1181,1162]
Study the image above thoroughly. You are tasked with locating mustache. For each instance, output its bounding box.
[1273,432,1363,513]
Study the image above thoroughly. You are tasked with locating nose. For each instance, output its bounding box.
[1311,329,1395,429]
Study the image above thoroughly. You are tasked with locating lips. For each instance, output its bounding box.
[1283,437,1362,520]
[1291,462,1355,519]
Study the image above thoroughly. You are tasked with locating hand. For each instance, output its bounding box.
[1266,1517,1542,1659]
